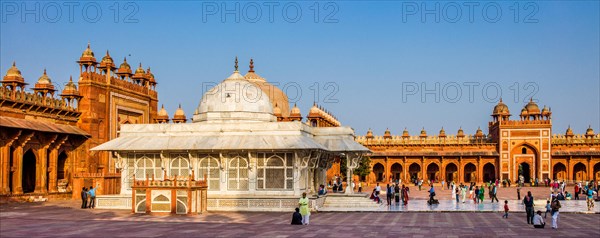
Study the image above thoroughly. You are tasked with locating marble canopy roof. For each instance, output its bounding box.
[91,121,369,153]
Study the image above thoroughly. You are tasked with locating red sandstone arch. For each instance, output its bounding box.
[553,163,567,180]
[408,163,421,181]
[594,162,600,182]
[512,143,538,183]
[445,163,458,182]
[573,163,587,182]
[373,163,384,182]
[391,163,402,182]
[482,163,495,183]
[426,163,440,182]
[22,149,36,193]
[464,163,476,182]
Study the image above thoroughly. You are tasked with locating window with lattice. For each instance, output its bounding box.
[170,154,190,178]
[227,155,249,190]
[257,153,294,190]
[134,154,162,180]
[198,155,220,191]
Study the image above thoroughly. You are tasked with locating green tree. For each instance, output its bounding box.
[353,156,372,181]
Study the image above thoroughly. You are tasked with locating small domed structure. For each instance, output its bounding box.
[492,98,510,115]
[565,126,574,138]
[98,50,116,71]
[586,126,595,137]
[131,63,147,84]
[366,128,374,139]
[116,57,133,78]
[61,76,79,96]
[172,104,187,123]
[155,105,170,123]
[78,43,97,63]
[289,103,302,121]
[475,127,484,138]
[457,127,465,138]
[439,127,446,137]
[420,127,427,138]
[384,128,392,139]
[402,128,410,138]
[32,69,56,96]
[2,62,27,92]
[273,103,282,117]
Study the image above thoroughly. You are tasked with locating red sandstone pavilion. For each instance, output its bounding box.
[0,44,599,205]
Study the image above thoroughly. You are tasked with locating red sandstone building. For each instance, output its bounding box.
[357,99,600,185]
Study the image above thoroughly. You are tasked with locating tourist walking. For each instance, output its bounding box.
[455,185,459,203]
[544,200,551,218]
[298,192,310,225]
[586,183,595,211]
[402,185,410,205]
[460,184,467,203]
[81,187,88,209]
[386,184,393,206]
[523,191,535,224]
[479,185,485,203]
[533,211,545,228]
[418,179,423,191]
[574,183,580,200]
[491,184,499,203]
[502,200,509,218]
[394,184,400,203]
[517,185,521,200]
[551,197,561,229]
[474,186,479,203]
[358,181,362,193]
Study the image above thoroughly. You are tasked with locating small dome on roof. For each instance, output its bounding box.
[290,103,301,115]
[439,127,446,137]
[366,128,374,138]
[119,57,131,70]
[402,128,409,137]
[565,126,574,137]
[457,127,465,137]
[493,98,510,115]
[273,103,282,115]
[3,61,25,84]
[420,127,427,137]
[158,105,168,117]
[524,98,540,114]
[586,126,595,136]
[61,76,79,96]
[135,63,145,74]
[37,69,52,85]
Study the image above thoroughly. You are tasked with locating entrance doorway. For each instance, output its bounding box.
[519,163,531,183]
[426,163,439,182]
[464,163,476,182]
[373,163,384,182]
[408,163,421,181]
[391,163,402,182]
[553,163,567,180]
[573,163,587,181]
[445,163,458,182]
[483,163,495,183]
[22,149,36,193]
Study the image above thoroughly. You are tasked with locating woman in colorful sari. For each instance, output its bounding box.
[298,192,311,225]
[403,185,410,205]
[479,185,485,202]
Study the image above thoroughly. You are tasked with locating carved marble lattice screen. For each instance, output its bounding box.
[198,155,220,191]
[170,154,190,177]
[134,154,163,180]
[228,155,249,191]
[257,153,294,190]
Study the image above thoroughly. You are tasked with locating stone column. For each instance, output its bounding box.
[47,149,59,192]
[0,144,11,194]
[11,146,23,194]
[345,153,361,194]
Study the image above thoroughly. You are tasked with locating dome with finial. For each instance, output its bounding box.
[439,127,446,137]
[117,57,133,76]
[310,103,320,114]
[61,76,79,96]
[475,127,484,138]
[290,103,301,115]
[384,128,392,139]
[135,63,146,75]
[565,126,574,137]
[99,50,115,70]
[541,105,550,116]
[366,128,374,138]
[156,104,169,123]
[492,98,510,115]
[524,98,540,114]
[2,61,26,84]
[78,43,96,63]
[172,104,187,123]
[146,67,156,83]
[457,127,465,137]
[33,69,55,92]
[273,103,282,116]
[420,127,427,137]
[402,128,409,138]
[193,57,275,123]
[586,126,595,136]
[243,58,290,117]
[37,69,52,85]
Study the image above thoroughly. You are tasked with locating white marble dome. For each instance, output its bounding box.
[193,72,276,123]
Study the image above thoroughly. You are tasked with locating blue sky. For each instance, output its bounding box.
[1,1,599,136]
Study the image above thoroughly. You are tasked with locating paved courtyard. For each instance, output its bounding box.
[1,201,599,237]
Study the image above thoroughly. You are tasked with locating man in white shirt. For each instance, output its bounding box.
[375,183,381,196]
[533,210,545,228]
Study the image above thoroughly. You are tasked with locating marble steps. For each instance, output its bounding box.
[320,194,382,211]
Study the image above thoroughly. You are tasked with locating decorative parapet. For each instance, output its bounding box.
[132,175,207,189]
[356,134,494,145]
[489,119,551,127]
[551,134,600,144]
[0,86,80,119]
[80,72,157,99]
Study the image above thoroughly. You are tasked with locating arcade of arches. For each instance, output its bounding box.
[356,99,600,185]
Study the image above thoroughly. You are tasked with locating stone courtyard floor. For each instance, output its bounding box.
[1,200,599,237]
